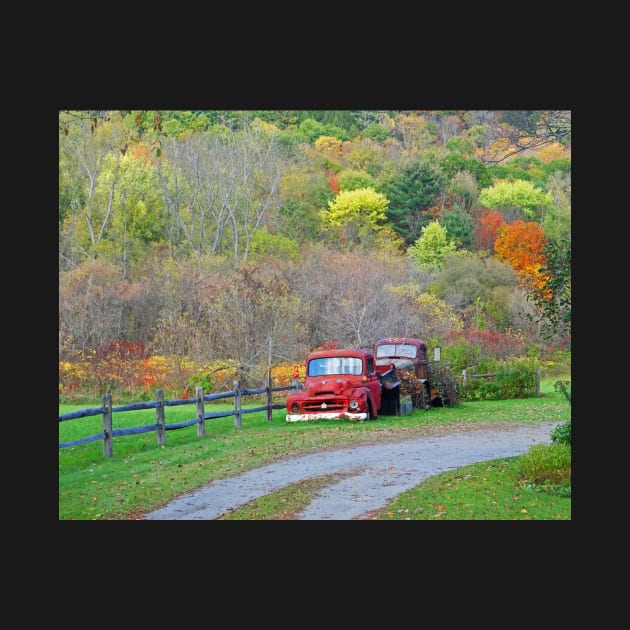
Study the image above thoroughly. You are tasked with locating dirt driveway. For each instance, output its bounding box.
[142,421,560,520]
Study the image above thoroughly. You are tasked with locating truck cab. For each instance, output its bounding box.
[374,337,436,408]
[286,349,388,422]
[374,338,429,380]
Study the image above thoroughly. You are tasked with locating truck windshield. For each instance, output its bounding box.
[375,344,417,359]
[308,357,363,376]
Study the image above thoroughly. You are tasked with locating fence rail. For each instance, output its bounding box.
[59,376,301,458]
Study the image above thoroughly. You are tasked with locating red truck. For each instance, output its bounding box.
[374,337,458,408]
[285,348,400,422]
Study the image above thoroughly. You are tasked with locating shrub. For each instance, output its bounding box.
[554,379,571,405]
[518,443,571,486]
[441,329,528,371]
[441,339,480,373]
[475,358,498,373]
[494,357,538,398]
[272,362,305,387]
[428,361,461,406]
[542,348,571,375]
[549,379,571,447]
[459,357,538,401]
[188,369,215,393]
[460,378,502,401]
[551,420,571,446]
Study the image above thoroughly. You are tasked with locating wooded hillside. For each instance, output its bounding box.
[59,110,571,390]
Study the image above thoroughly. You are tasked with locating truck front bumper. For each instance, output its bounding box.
[286,411,368,422]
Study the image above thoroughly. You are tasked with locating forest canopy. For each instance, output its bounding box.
[59,110,571,389]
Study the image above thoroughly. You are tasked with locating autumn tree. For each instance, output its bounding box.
[341,138,383,175]
[322,187,389,247]
[371,226,407,260]
[478,179,552,224]
[326,171,340,194]
[337,168,375,191]
[475,209,505,252]
[537,141,567,163]
[393,112,439,150]
[494,220,551,298]
[314,135,343,162]
[408,220,456,270]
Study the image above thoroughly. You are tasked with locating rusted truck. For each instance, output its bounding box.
[374,337,458,409]
[285,348,401,422]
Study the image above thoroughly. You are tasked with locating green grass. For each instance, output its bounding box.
[370,455,570,520]
[218,473,357,520]
[59,376,571,520]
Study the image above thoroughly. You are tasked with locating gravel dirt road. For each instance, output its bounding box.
[142,421,560,520]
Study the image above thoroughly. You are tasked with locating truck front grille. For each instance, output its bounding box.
[303,398,346,412]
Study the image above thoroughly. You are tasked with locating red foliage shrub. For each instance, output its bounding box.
[443,328,527,361]
[327,172,340,194]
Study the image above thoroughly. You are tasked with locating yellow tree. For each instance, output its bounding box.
[322,187,389,246]
[314,135,343,162]
[479,179,552,223]
[537,141,567,163]
[407,220,456,269]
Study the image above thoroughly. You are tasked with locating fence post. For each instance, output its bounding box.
[102,392,113,457]
[536,367,541,397]
[156,389,165,446]
[265,368,273,421]
[196,386,206,437]
[234,380,242,428]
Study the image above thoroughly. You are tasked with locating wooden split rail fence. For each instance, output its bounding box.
[59,376,301,458]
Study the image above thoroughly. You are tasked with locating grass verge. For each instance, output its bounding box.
[59,376,570,520]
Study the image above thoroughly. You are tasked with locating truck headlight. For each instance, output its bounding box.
[348,399,359,410]
[290,402,300,412]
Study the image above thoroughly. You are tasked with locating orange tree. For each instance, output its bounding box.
[494,220,552,299]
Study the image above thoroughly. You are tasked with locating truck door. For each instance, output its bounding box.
[365,356,382,410]
[416,344,429,380]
